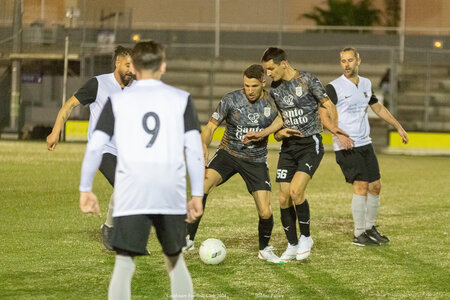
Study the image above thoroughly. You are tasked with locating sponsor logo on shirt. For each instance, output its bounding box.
[247,113,260,124]
[283,95,295,106]
[235,125,262,140]
[281,108,308,128]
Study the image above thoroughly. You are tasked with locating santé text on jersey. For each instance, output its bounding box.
[235,125,263,140]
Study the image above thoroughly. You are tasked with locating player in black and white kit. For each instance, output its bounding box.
[78,41,204,300]
[244,47,354,262]
[47,46,134,250]
[326,47,408,246]
[184,64,282,263]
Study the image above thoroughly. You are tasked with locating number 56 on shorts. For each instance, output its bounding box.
[276,169,288,179]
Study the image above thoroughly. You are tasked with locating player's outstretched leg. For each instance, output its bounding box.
[108,254,135,300]
[183,194,207,251]
[257,215,283,263]
[252,191,283,263]
[166,254,194,300]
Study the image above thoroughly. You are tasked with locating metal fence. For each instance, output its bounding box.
[0,0,449,133]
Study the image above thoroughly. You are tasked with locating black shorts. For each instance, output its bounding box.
[276,134,324,182]
[335,143,381,184]
[207,149,271,193]
[99,152,117,187]
[111,214,187,256]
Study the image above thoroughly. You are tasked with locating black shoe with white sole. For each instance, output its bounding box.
[366,226,390,244]
[352,232,380,246]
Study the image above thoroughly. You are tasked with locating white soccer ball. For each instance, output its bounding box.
[199,238,226,265]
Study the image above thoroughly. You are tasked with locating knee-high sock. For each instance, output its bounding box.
[169,255,193,300]
[186,194,207,241]
[352,194,367,237]
[280,206,298,245]
[105,193,115,227]
[295,200,310,237]
[258,215,274,250]
[366,193,380,230]
[108,255,135,300]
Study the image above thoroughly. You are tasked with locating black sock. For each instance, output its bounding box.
[296,200,310,237]
[280,206,298,245]
[186,194,208,241]
[258,215,274,250]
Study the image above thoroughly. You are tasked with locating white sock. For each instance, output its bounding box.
[366,193,380,230]
[352,194,367,237]
[169,255,193,300]
[105,193,114,227]
[108,255,135,300]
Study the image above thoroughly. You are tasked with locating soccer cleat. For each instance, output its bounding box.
[258,246,284,264]
[280,243,298,262]
[352,232,380,246]
[296,235,313,260]
[366,226,390,244]
[182,237,195,252]
[100,224,114,251]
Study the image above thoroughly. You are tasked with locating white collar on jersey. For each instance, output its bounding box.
[134,78,163,86]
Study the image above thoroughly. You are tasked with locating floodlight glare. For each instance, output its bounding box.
[433,40,443,48]
[132,34,141,42]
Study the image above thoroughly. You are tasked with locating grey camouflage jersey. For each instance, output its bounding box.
[211,89,278,163]
[271,71,328,137]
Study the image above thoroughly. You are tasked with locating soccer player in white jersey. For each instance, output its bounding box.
[79,40,204,300]
[184,64,282,263]
[46,46,134,250]
[326,47,408,246]
[244,47,354,262]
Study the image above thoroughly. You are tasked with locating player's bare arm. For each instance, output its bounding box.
[47,96,81,151]
[319,98,354,149]
[201,120,219,164]
[242,114,283,144]
[370,102,409,144]
[186,196,203,223]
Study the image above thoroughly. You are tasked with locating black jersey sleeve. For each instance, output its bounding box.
[369,90,379,105]
[325,84,338,105]
[95,98,114,137]
[184,95,201,132]
[74,77,98,105]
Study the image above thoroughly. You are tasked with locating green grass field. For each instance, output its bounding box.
[1,141,449,299]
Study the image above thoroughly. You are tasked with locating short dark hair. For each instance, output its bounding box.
[340,47,360,59]
[131,41,166,72]
[243,64,264,81]
[261,47,287,64]
[113,45,132,63]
